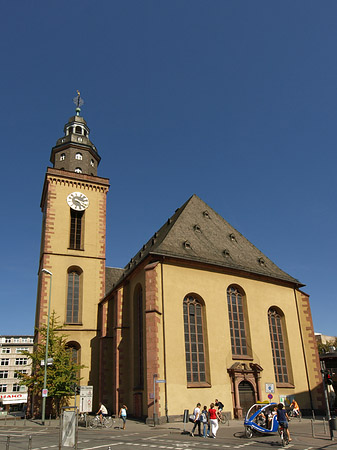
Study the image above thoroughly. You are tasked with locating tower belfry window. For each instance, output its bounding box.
[70,209,84,250]
[75,153,83,160]
[60,153,65,161]
[75,167,82,173]
[75,126,82,134]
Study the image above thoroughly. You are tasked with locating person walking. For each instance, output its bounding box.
[200,405,208,438]
[119,404,128,430]
[208,402,219,438]
[190,402,201,436]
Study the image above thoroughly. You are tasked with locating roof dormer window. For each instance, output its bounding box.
[75,153,82,160]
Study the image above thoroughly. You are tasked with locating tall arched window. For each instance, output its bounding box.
[75,152,83,160]
[133,285,144,388]
[268,308,289,384]
[227,286,249,356]
[66,269,82,324]
[66,341,81,365]
[183,294,208,385]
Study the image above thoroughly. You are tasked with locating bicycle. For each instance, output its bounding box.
[278,423,289,447]
[89,415,113,428]
[288,408,302,421]
[218,411,230,426]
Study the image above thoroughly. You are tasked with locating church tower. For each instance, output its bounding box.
[35,93,109,392]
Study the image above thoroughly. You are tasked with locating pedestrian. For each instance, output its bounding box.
[200,405,208,438]
[208,402,219,438]
[190,402,201,437]
[276,403,291,442]
[119,404,128,430]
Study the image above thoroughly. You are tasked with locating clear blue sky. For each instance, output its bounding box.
[1,1,336,336]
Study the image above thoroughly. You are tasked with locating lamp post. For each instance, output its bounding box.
[41,268,52,425]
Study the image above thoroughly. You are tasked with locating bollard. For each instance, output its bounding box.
[311,419,315,437]
[312,409,315,421]
[323,418,327,434]
[6,436,10,450]
[49,414,51,426]
[28,435,32,450]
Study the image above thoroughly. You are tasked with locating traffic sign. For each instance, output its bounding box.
[42,389,48,398]
[267,393,273,400]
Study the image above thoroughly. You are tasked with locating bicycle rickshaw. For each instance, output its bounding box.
[244,402,279,438]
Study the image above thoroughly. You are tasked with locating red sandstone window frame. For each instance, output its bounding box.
[268,308,289,385]
[227,286,249,357]
[183,295,210,387]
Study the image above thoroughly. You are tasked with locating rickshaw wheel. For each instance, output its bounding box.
[245,427,253,438]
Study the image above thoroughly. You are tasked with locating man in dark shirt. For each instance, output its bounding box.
[276,403,291,441]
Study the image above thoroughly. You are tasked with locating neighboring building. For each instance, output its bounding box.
[315,333,337,347]
[0,336,33,413]
[35,96,324,420]
[315,333,336,412]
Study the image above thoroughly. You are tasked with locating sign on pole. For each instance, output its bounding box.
[79,386,93,413]
[42,389,48,398]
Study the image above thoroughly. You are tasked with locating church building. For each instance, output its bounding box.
[35,97,323,421]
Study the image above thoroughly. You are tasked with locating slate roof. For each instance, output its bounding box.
[105,267,125,294]
[106,194,302,292]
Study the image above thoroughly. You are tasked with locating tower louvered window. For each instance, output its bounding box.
[70,210,84,249]
[268,308,289,383]
[183,295,207,384]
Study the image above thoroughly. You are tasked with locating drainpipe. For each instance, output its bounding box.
[161,261,169,421]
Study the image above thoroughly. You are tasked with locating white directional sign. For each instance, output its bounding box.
[80,386,93,413]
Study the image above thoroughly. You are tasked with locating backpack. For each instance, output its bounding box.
[200,412,207,423]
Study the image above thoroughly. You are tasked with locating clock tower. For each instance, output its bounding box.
[35,93,109,394]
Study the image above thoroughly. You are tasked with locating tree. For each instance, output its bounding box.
[317,338,337,355]
[18,312,84,417]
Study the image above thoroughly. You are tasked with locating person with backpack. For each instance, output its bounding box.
[200,405,208,437]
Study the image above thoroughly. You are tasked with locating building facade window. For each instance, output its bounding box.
[66,270,82,324]
[13,383,20,392]
[0,371,8,378]
[268,308,289,384]
[1,348,10,354]
[183,294,208,385]
[15,358,27,365]
[75,167,82,173]
[227,286,249,356]
[16,348,29,353]
[0,384,7,392]
[75,152,82,160]
[14,370,27,378]
[60,153,66,161]
[69,209,84,250]
[0,359,9,366]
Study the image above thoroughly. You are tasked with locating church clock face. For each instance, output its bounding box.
[67,192,89,211]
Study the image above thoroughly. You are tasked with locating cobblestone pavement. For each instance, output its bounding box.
[0,417,336,450]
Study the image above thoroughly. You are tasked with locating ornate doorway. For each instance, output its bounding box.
[228,362,263,418]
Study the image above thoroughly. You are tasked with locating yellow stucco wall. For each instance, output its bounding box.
[37,171,109,388]
[153,263,315,417]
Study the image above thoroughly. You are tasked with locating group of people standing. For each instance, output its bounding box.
[190,399,224,439]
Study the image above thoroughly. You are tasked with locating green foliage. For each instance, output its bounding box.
[17,312,84,416]
[317,338,337,355]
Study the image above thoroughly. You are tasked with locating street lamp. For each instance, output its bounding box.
[41,268,52,425]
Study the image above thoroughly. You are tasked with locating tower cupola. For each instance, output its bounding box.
[50,92,101,176]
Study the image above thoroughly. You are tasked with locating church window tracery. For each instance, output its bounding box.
[183,294,208,385]
[66,270,82,324]
[227,286,250,357]
[268,308,289,384]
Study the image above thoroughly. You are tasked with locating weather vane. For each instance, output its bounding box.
[73,90,84,116]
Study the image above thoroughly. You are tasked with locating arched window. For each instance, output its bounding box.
[227,286,249,356]
[75,167,82,173]
[66,269,82,324]
[183,294,208,385]
[69,209,84,250]
[66,341,81,365]
[268,308,289,384]
[60,153,66,161]
[133,285,143,388]
[75,126,82,134]
[75,152,82,160]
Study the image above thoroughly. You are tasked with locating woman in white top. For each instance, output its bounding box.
[119,404,128,430]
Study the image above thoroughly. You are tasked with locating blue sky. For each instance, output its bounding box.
[1,1,336,336]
